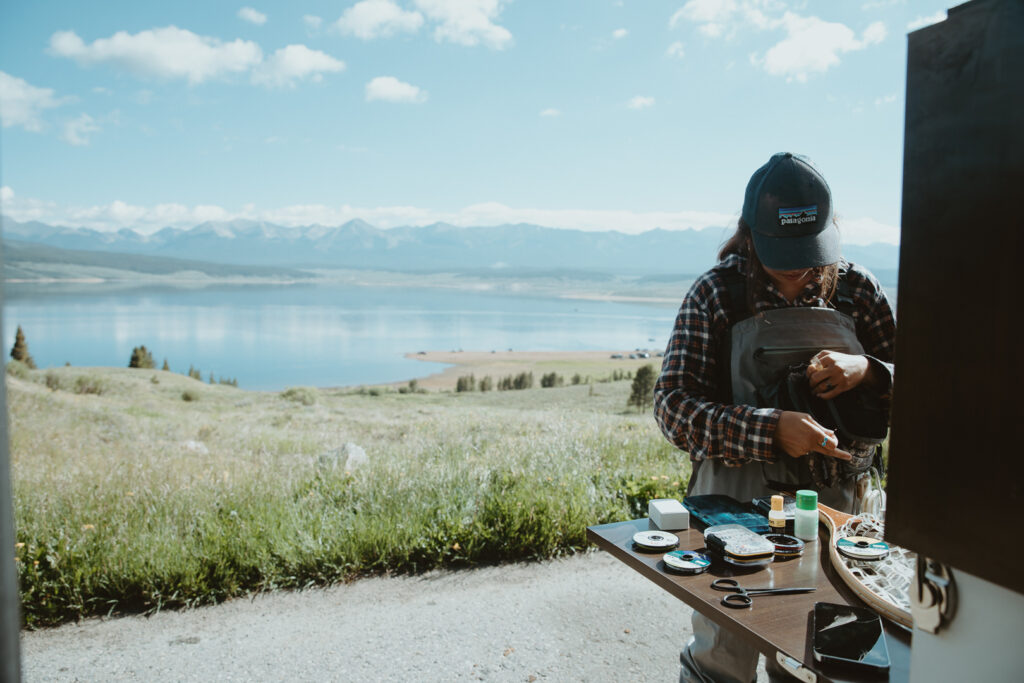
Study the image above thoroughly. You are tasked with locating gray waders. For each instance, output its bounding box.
[681,306,865,683]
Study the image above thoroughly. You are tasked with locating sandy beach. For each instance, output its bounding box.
[401,350,664,391]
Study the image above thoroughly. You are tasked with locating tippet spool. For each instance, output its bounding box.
[837,535,890,560]
[763,533,805,559]
[663,550,712,575]
[633,530,680,552]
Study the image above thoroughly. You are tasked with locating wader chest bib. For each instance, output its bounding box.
[689,303,864,507]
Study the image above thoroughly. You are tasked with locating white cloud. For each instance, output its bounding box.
[862,21,887,45]
[627,95,655,110]
[666,41,685,58]
[62,113,100,146]
[251,45,345,88]
[907,11,945,31]
[238,7,267,25]
[0,71,68,131]
[755,13,886,82]
[0,188,899,243]
[49,27,263,85]
[413,0,513,49]
[539,108,560,117]
[304,15,323,31]
[670,0,738,36]
[612,28,628,39]
[874,92,898,107]
[335,0,424,40]
[672,4,886,80]
[365,76,427,103]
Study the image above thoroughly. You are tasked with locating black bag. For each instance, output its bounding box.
[757,362,888,487]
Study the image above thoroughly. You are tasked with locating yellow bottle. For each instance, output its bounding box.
[769,494,787,531]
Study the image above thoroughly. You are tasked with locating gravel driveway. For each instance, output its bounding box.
[21,551,768,682]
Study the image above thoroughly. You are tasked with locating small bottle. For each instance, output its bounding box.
[794,489,819,541]
[768,495,787,532]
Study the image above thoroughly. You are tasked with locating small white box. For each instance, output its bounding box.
[649,498,690,531]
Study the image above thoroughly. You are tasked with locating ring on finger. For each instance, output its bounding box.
[820,435,829,448]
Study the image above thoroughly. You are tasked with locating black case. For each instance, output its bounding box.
[683,494,770,534]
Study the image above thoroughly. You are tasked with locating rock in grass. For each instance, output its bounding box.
[343,443,368,470]
[183,440,210,455]
[319,443,368,471]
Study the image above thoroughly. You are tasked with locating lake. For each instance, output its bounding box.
[2,283,679,390]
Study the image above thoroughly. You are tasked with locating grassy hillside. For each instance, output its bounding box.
[7,364,688,628]
[2,239,311,281]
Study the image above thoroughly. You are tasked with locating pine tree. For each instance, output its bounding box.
[9,325,36,369]
[627,364,657,411]
[128,345,155,369]
[162,359,170,371]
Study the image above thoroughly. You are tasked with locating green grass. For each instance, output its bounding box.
[8,365,688,628]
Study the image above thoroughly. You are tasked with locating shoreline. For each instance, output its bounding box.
[394,349,664,391]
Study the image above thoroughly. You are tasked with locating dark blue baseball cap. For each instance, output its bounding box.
[741,152,840,270]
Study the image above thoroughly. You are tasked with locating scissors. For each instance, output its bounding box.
[710,578,816,608]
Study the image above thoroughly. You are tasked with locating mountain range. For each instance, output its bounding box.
[0,217,900,281]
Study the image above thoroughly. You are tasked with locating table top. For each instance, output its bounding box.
[587,518,911,683]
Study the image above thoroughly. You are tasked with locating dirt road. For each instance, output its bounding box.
[20,552,769,682]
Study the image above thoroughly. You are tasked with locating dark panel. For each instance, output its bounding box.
[888,0,1024,594]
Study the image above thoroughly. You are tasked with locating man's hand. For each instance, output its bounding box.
[775,410,852,460]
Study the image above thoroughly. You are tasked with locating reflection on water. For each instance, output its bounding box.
[2,283,676,390]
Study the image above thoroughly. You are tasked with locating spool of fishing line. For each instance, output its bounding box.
[663,550,712,575]
[762,533,805,559]
[632,530,680,552]
[837,535,890,560]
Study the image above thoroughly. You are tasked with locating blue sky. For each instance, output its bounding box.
[0,1,950,243]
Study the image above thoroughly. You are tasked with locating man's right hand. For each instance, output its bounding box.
[774,410,852,460]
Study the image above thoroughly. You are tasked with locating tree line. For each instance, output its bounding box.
[7,328,237,387]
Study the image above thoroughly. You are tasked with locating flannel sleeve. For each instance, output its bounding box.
[653,280,781,466]
[850,267,897,394]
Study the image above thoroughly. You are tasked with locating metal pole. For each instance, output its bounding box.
[0,158,24,681]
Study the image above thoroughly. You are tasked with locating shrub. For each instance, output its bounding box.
[540,372,564,388]
[9,325,36,369]
[150,375,160,385]
[45,371,63,391]
[627,364,657,411]
[128,345,155,369]
[5,360,31,380]
[478,376,493,392]
[281,387,318,406]
[456,374,476,392]
[74,375,106,395]
[181,389,200,402]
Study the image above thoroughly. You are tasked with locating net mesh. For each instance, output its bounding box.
[837,513,915,615]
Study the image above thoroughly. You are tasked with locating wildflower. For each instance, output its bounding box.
[650,476,658,481]
[452,542,461,551]
[15,542,24,550]
[81,524,95,531]
[661,475,669,480]
[671,481,680,487]
[126,491,135,497]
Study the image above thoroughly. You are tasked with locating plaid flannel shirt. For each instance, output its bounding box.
[654,253,896,466]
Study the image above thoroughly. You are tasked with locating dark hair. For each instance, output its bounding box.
[718,219,839,313]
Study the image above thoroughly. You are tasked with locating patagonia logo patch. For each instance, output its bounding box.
[778,205,818,226]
